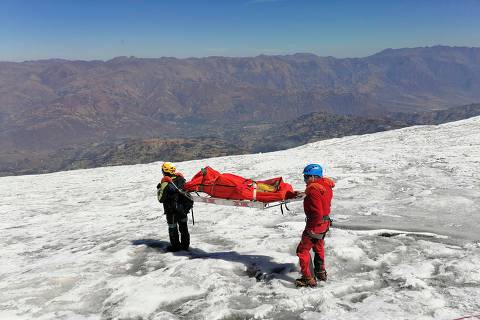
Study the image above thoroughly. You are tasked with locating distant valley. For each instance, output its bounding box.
[2,103,479,176]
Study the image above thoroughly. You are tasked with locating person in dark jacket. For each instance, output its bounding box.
[157,162,191,251]
[295,164,335,287]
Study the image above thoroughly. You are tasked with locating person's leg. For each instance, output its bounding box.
[166,213,180,250]
[296,235,316,286]
[313,239,325,271]
[297,237,313,277]
[178,216,190,250]
[313,239,327,281]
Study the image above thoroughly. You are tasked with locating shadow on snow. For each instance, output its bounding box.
[131,238,297,282]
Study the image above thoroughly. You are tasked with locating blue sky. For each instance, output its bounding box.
[1,0,479,61]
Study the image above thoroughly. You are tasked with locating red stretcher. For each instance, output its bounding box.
[184,166,305,212]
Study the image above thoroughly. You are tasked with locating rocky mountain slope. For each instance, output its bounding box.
[1,46,480,152]
[2,103,479,176]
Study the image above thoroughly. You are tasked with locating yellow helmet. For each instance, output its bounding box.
[162,162,176,174]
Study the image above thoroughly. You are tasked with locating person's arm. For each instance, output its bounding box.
[157,176,176,203]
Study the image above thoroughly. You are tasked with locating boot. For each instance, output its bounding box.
[315,270,327,282]
[295,276,317,287]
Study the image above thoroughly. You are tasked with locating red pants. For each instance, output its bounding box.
[296,234,325,278]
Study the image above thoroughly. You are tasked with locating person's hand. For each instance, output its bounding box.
[292,191,305,198]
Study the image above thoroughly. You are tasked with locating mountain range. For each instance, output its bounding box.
[1,46,480,175]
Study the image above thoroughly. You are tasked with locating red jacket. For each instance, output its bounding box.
[303,177,335,233]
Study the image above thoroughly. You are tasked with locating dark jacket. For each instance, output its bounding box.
[157,173,189,215]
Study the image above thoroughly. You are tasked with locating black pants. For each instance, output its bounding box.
[166,211,190,250]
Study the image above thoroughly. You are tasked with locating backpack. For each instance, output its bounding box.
[170,180,194,213]
[178,189,194,212]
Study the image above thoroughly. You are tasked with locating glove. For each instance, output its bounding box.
[156,183,161,189]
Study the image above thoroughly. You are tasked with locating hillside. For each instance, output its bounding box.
[2,103,479,176]
[1,117,479,319]
[1,46,480,154]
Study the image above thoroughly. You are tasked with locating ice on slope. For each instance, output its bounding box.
[0,117,479,319]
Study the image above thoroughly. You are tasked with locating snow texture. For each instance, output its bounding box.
[1,117,480,320]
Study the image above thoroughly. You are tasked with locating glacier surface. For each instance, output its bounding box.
[1,117,479,319]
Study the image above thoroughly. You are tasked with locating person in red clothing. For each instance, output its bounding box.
[295,164,335,287]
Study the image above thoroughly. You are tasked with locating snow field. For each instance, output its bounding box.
[1,117,480,319]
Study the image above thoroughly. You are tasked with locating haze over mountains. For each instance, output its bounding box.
[1,46,480,175]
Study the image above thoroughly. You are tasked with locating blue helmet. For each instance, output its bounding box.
[303,164,323,177]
